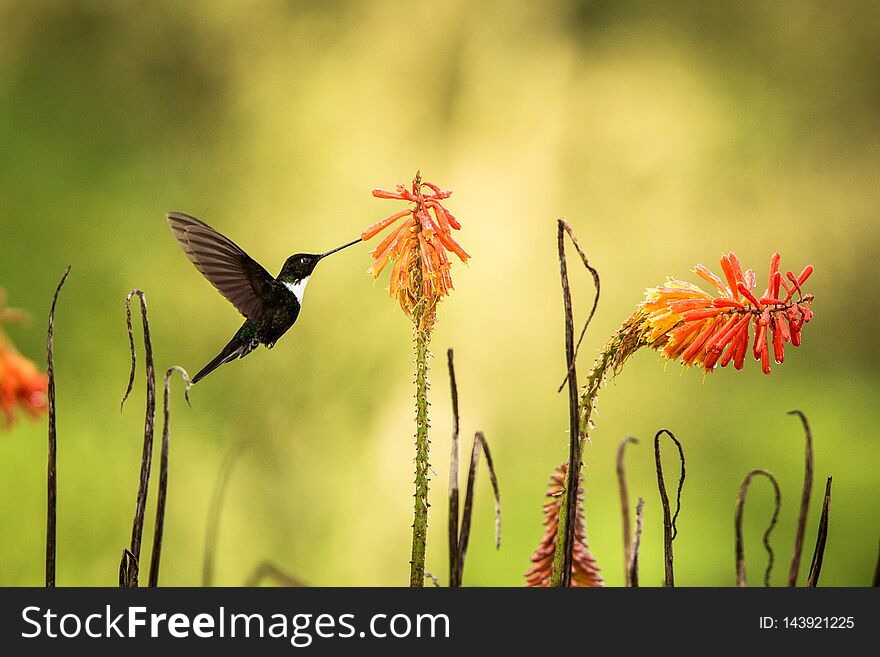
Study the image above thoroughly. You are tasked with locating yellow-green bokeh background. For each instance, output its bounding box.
[1,1,878,587]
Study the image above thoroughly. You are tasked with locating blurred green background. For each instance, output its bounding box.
[1,0,878,587]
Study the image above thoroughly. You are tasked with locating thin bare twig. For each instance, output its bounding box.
[244,561,307,587]
[455,431,501,586]
[616,436,638,584]
[806,477,832,587]
[628,498,645,588]
[203,441,248,587]
[557,221,601,393]
[735,469,781,587]
[445,351,501,587]
[480,436,502,552]
[786,410,813,587]
[148,366,191,587]
[120,290,156,587]
[654,429,686,587]
[447,348,461,586]
[456,432,498,580]
[556,219,580,587]
[45,266,70,587]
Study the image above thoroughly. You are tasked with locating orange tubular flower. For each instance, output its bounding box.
[363,172,469,330]
[0,291,48,429]
[640,252,814,374]
[525,463,603,588]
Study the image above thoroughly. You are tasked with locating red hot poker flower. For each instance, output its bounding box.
[0,291,49,428]
[0,331,48,428]
[639,252,814,374]
[525,462,603,587]
[362,173,469,330]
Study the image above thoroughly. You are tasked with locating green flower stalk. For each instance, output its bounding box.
[411,294,431,586]
[362,172,469,587]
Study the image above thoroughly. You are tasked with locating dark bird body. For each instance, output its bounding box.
[167,212,359,383]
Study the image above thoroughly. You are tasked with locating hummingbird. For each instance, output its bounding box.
[167,211,360,383]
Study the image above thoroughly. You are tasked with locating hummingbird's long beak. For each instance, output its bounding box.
[319,237,362,260]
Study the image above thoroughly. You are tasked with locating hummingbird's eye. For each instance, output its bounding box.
[300,257,307,264]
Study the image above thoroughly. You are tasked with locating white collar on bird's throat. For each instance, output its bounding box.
[283,277,310,304]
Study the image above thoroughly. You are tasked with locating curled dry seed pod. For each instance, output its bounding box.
[735,469,781,587]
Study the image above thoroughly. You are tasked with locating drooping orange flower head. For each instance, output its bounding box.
[0,291,48,429]
[362,172,469,331]
[639,252,814,374]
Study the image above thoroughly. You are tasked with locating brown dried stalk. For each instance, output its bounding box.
[654,429,686,587]
[628,498,645,588]
[557,220,601,393]
[735,469,781,587]
[556,219,579,588]
[119,290,156,587]
[616,436,638,584]
[455,431,501,586]
[45,265,70,587]
[447,348,461,586]
[445,349,501,587]
[551,219,601,587]
[786,410,813,586]
[148,366,191,587]
[806,477,832,587]
[203,441,248,586]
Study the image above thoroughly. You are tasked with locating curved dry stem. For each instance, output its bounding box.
[553,218,581,587]
[455,431,501,586]
[806,476,832,587]
[480,435,502,552]
[734,469,781,587]
[786,410,813,587]
[45,265,70,588]
[202,441,248,587]
[424,572,441,588]
[654,429,686,587]
[148,366,192,587]
[447,348,461,586]
[616,436,638,584]
[557,220,601,393]
[628,498,645,588]
[119,290,156,587]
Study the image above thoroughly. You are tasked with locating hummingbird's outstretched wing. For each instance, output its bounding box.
[167,212,274,319]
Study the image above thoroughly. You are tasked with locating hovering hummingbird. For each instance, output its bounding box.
[167,212,361,383]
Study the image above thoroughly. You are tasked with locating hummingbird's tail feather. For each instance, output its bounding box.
[192,334,259,384]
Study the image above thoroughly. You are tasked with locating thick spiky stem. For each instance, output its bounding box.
[409,176,432,588]
[409,323,431,586]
